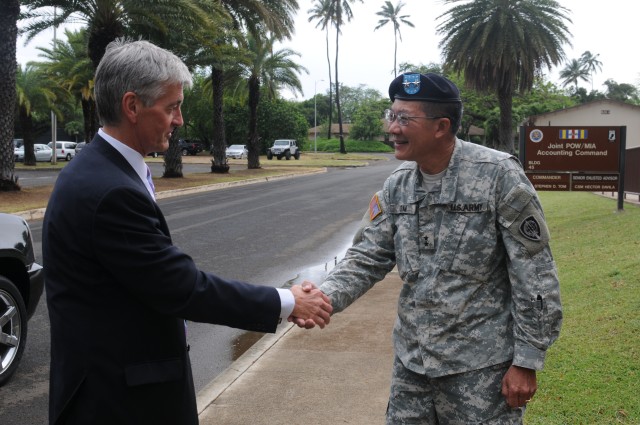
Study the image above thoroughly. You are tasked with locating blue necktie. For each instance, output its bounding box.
[145,165,155,198]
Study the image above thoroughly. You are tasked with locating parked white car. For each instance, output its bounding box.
[226,144,248,159]
[47,141,77,161]
[14,144,53,162]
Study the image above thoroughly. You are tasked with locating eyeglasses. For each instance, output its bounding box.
[384,109,448,126]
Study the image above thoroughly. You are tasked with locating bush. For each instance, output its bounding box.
[309,137,393,153]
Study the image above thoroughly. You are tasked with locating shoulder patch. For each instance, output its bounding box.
[369,194,383,221]
[519,215,542,241]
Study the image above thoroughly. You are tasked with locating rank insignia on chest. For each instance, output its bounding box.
[369,194,383,221]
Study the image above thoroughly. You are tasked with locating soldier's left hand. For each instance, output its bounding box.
[501,365,537,408]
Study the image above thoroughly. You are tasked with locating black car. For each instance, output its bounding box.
[178,139,203,156]
[0,213,45,386]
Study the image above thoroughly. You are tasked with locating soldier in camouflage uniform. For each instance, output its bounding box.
[318,73,562,424]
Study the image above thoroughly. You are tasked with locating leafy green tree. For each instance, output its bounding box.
[235,32,307,169]
[308,0,335,139]
[336,84,384,124]
[559,58,590,90]
[437,0,572,153]
[21,0,226,178]
[297,92,331,127]
[225,97,308,154]
[603,79,640,104]
[374,1,414,78]
[182,71,214,147]
[33,28,95,143]
[398,62,443,75]
[203,0,299,172]
[349,101,385,141]
[0,0,20,190]
[515,78,577,118]
[331,0,363,153]
[21,0,218,69]
[16,64,66,165]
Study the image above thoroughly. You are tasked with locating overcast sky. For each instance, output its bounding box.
[16,0,639,101]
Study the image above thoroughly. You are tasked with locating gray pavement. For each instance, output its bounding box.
[197,272,401,425]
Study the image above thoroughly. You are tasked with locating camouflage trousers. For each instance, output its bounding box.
[386,357,524,424]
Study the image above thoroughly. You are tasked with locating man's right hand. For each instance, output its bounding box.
[288,282,332,329]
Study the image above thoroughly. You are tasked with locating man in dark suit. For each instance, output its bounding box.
[43,39,332,425]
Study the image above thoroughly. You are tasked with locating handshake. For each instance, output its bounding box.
[288,281,333,329]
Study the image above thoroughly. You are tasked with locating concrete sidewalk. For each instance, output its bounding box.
[197,272,402,425]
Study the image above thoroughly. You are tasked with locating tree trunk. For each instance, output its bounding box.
[210,67,229,173]
[0,0,20,191]
[247,75,261,170]
[393,32,398,78]
[82,97,98,143]
[497,86,515,153]
[163,129,183,178]
[325,26,332,140]
[335,22,346,154]
[19,107,36,166]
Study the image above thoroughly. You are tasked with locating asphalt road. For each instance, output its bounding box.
[0,155,400,424]
[14,160,216,188]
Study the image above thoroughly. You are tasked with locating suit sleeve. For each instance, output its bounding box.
[92,186,281,333]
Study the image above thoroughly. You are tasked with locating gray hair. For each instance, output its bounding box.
[419,101,463,136]
[94,39,193,126]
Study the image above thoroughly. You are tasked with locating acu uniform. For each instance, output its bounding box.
[319,138,562,423]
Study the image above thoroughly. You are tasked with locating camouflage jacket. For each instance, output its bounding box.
[320,139,562,378]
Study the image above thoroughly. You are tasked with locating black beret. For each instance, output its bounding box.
[389,72,461,103]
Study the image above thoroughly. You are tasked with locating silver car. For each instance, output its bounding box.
[47,141,77,161]
[14,144,53,162]
[226,144,248,159]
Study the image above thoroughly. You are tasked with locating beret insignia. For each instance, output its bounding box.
[402,73,420,95]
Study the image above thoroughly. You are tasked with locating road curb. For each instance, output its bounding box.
[195,322,295,415]
[12,168,327,222]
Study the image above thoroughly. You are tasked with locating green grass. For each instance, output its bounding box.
[526,192,639,425]
[307,137,394,153]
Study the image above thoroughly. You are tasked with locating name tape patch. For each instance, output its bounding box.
[447,203,487,213]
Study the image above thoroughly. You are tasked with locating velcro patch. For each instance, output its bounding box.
[369,194,383,221]
[519,215,542,241]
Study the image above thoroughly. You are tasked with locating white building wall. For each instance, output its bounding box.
[528,100,640,149]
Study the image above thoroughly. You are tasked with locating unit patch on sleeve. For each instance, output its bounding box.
[519,215,542,241]
[369,194,383,221]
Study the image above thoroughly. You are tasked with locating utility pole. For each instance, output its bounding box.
[50,6,58,165]
[314,80,324,154]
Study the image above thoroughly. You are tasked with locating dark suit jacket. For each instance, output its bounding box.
[43,135,281,424]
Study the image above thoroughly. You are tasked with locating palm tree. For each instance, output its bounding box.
[332,0,363,154]
[21,0,218,69]
[238,33,307,169]
[374,1,414,78]
[205,0,299,173]
[16,64,66,166]
[34,28,96,143]
[579,51,602,91]
[0,0,20,191]
[308,0,335,139]
[437,0,572,153]
[21,0,225,173]
[559,58,590,90]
